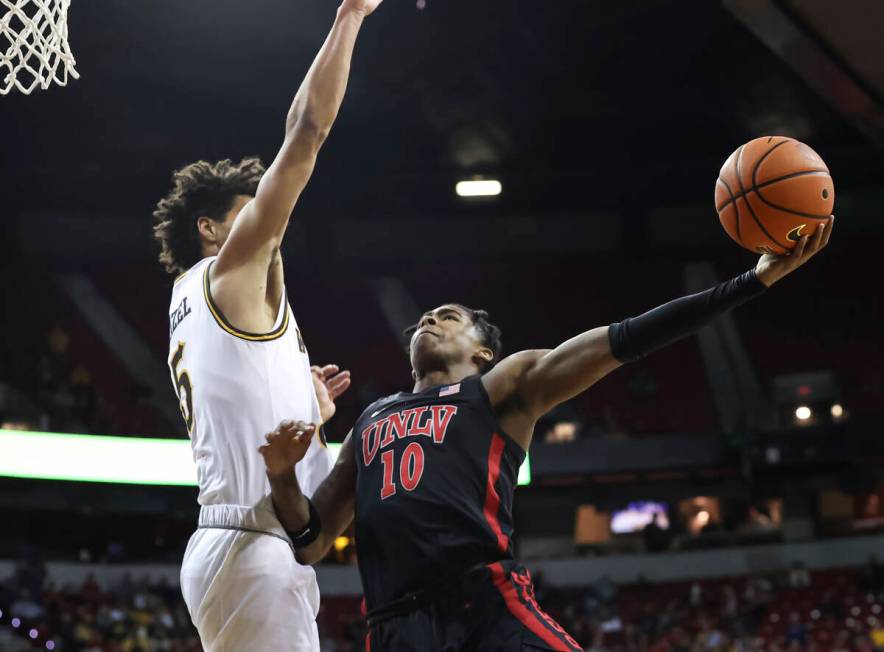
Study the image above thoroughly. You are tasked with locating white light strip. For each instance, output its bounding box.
[456,179,502,197]
[0,429,530,486]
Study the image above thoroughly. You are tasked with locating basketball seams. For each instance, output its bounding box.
[752,137,791,178]
[716,175,742,245]
[714,170,832,213]
[751,139,832,219]
[734,143,788,253]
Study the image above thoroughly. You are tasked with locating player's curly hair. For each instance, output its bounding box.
[404,304,503,373]
[152,157,265,276]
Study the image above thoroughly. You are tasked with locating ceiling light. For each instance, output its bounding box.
[456,179,501,197]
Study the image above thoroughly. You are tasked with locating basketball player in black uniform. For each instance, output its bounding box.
[260,217,832,651]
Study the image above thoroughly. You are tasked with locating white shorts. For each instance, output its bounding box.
[180,499,320,652]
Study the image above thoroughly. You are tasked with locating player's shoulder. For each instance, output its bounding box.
[174,257,215,286]
[354,393,405,427]
[170,257,215,299]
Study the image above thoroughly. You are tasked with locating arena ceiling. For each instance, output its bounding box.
[2,0,882,224]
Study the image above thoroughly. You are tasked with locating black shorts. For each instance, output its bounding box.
[365,561,582,652]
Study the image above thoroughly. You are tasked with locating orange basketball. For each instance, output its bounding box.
[715,136,834,255]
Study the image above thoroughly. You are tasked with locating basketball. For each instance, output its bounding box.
[715,136,834,255]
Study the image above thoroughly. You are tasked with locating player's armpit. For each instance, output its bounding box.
[482,349,547,413]
[296,431,357,566]
[520,327,621,416]
[485,328,621,426]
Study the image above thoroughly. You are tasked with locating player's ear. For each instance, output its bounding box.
[411,369,417,382]
[474,346,493,368]
[196,216,218,245]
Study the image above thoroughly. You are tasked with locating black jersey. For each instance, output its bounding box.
[353,374,525,610]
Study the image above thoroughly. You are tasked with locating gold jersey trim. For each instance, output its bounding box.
[202,262,289,342]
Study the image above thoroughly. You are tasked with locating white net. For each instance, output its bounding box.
[1,0,78,95]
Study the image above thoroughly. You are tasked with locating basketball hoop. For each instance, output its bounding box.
[1,0,79,95]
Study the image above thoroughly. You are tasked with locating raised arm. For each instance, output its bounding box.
[484,219,833,446]
[260,422,357,565]
[216,2,380,277]
[209,1,381,332]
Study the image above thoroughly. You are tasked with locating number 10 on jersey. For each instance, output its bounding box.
[380,442,425,499]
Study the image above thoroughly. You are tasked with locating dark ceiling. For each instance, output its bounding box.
[2,0,881,224]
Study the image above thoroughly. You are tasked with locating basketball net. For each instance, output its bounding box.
[1,0,78,95]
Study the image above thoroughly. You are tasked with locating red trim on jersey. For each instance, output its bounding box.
[489,562,581,651]
[364,630,371,652]
[483,433,509,553]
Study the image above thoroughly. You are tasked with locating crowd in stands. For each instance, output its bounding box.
[5,553,884,651]
[0,320,152,438]
[0,557,200,652]
[531,558,884,652]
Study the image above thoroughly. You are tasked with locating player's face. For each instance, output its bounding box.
[409,304,486,375]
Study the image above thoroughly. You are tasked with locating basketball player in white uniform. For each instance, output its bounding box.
[152,0,383,649]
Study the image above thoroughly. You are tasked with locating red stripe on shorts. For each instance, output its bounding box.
[489,562,582,652]
[483,433,509,553]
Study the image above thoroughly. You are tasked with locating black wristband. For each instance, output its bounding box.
[285,497,322,549]
[608,268,766,363]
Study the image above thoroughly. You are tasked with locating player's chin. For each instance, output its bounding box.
[411,339,445,366]
[410,340,437,364]
[412,332,442,350]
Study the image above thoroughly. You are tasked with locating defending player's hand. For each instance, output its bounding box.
[755,215,834,287]
[311,364,352,424]
[259,420,316,477]
[340,0,383,16]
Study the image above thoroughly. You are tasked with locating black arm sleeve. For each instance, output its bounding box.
[608,269,766,363]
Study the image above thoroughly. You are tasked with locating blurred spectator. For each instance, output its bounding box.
[721,584,739,622]
[36,326,75,428]
[832,630,853,652]
[697,615,724,651]
[14,551,46,596]
[788,561,811,588]
[856,634,876,652]
[592,575,618,605]
[10,588,44,620]
[859,555,884,594]
[820,588,844,620]
[784,612,808,647]
[643,512,671,553]
[70,364,98,430]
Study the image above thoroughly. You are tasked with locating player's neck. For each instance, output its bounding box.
[413,364,475,393]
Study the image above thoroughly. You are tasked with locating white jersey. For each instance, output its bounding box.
[167,256,332,506]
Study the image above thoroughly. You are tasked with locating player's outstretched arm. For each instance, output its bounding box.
[260,422,356,565]
[214,0,382,278]
[483,219,833,443]
[295,433,357,564]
